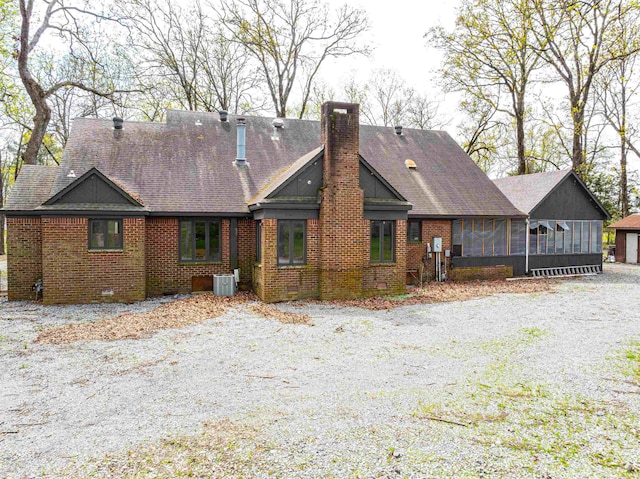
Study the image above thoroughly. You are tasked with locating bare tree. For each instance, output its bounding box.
[595,8,640,217]
[532,0,640,175]
[218,0,370,118]
[15,0,134,166]
[429,0,541,175]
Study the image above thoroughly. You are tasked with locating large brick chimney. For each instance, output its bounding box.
[319,102,364,299]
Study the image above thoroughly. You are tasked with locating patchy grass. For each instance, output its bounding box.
[34,293,256,345]
[622,339,640,384]
[413,329,640,478]
[60,419,272,478]
[325,279,556,310]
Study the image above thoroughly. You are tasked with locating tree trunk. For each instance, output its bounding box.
[21,104,51,166]
[620,136,629,218]
[571,108,585,173]
[516,104,526,175]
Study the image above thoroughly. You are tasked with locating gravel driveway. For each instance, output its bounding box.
[1,264,639,478]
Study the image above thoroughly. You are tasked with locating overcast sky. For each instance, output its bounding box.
[321,0,460,115]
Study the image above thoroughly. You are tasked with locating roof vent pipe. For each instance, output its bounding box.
[113,117,123,130]
[235,118,247,166]
[394,125,402,136]
[219,110,228,122]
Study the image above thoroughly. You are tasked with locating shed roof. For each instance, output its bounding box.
[6,110,523,218]
[609,214,640,230]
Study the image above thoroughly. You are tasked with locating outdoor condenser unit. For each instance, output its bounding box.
[213,274,236,296]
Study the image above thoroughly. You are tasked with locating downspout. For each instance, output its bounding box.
[525,216,530,274]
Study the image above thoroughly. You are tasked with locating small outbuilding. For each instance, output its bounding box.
[608,214,640,264]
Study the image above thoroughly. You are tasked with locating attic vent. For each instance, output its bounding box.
[195,119,202,126]
[219,110,228,122]
[405,159,417,169]
[113,117,123,130]
[395,125,403,135]
[67,169,77,178]
[272,118,284,128]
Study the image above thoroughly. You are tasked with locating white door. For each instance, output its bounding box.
[626,233,638,263]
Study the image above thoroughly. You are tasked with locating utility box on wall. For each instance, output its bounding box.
[432,237,443,253]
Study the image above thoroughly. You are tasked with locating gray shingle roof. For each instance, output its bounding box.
[7,110,523,218]
[4,165,58,211]
[493,169,571,214]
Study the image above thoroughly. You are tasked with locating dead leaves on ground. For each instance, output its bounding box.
[248,303,312,325]
[328,279,556,310]
[34,279,554,345]
[35,293,254,345]
[35,292,311,345]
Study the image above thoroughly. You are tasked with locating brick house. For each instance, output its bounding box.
[6,101,602,305]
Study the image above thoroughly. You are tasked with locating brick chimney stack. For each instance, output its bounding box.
[319,101,364,300]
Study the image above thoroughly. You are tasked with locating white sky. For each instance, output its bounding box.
[319,0,639,177]
[321,0,460,118]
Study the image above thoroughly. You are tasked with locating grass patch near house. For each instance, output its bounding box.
[328,279,556,310]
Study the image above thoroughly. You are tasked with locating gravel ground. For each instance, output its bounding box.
[1,264,639,478]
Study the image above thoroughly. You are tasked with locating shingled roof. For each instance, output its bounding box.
[493,169,571,214]
[4,165,58,211]
[6,110,523,218]
[609,213,640,230]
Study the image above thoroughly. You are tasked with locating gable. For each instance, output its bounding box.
[269,155,323,199]
[359,162,397,199]
[45,168,141,207]
[533,173,609,220]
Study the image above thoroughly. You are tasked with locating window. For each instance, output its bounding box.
[510,219,526,255]
[89,219,123,250]
[371,220,395,263]
[180,219,221,262]
[407,220,421,243]
[454,218,508,257]
[256,221,262,263]
[278,220,306,266]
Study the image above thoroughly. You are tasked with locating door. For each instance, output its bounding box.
[626,233,638,263]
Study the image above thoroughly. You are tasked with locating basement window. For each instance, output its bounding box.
[180,219,221,262]
[278,220,306,266]
[89,219,123,250]
[371,220,395,263]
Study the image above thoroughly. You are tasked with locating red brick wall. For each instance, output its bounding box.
[41,217,146,304]
[318,102,366,300]
[238,218,256,288]
[362,219,407,296]
[254,218,320,302]
[449,265,513,281]
[406,220,452,283]
[145,217,234,295]
[7,217,42,301]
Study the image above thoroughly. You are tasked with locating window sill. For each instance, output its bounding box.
[369,262,397,266]
[88,249,123,253]
[179,261,223,266]
[277,264,306,269]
